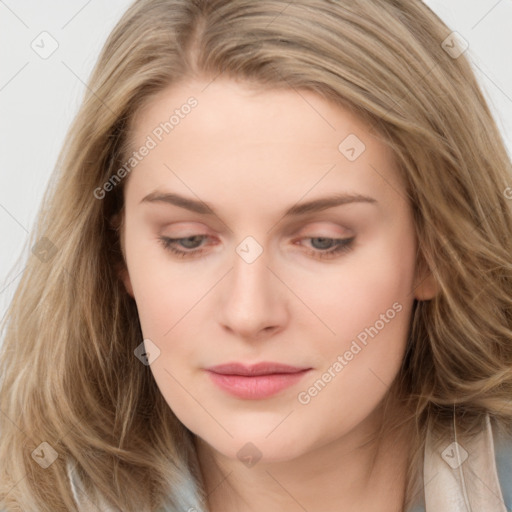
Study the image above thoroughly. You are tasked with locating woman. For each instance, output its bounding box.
[1,0,511,510]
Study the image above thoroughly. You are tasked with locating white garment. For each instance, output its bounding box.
[422,414,507,511]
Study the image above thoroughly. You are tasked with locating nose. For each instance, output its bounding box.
[216,245,288,340]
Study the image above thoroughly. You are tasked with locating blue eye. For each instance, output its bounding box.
[158,235,209,258]
[303,237,355,258]
[158,235,355,260]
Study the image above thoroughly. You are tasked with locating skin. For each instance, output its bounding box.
[119,77,437,512]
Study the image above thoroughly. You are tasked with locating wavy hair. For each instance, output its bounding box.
[1,0,512,510]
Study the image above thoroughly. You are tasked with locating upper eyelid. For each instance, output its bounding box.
[160,220,353,236]
[148,209,362,236]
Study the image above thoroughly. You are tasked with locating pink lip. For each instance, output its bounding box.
[205,362,312,400]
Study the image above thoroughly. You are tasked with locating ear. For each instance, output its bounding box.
[110,210,134,298]
[413,255,439,301]
[119,265,135,298]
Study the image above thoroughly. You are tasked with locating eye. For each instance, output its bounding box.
[296,236,355,259]
[158,235,210,259]
[158,235,355,260]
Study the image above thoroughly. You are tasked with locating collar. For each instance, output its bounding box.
[408,414,511,511]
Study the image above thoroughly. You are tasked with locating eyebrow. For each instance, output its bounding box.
[140,190,377,217]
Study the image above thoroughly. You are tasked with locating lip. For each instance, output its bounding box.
[205,362,312,400]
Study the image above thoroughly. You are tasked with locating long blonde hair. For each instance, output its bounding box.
[1,0,512,510]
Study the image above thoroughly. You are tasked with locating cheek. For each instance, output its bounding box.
[301,232,416,343]
[293,250,415,438]
[123,226,202,336]
[300,233,416,400]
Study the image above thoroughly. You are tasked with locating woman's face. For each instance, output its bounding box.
[120,78,436,462]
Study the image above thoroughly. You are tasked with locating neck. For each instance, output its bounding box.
[193,400,415,512]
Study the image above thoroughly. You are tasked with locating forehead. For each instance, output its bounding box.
[124,78,406,217]
[131,78,375,150]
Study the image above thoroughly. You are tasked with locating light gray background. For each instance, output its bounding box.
[1,0,512,326]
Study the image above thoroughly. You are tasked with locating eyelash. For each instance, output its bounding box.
[158,235,355,260]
